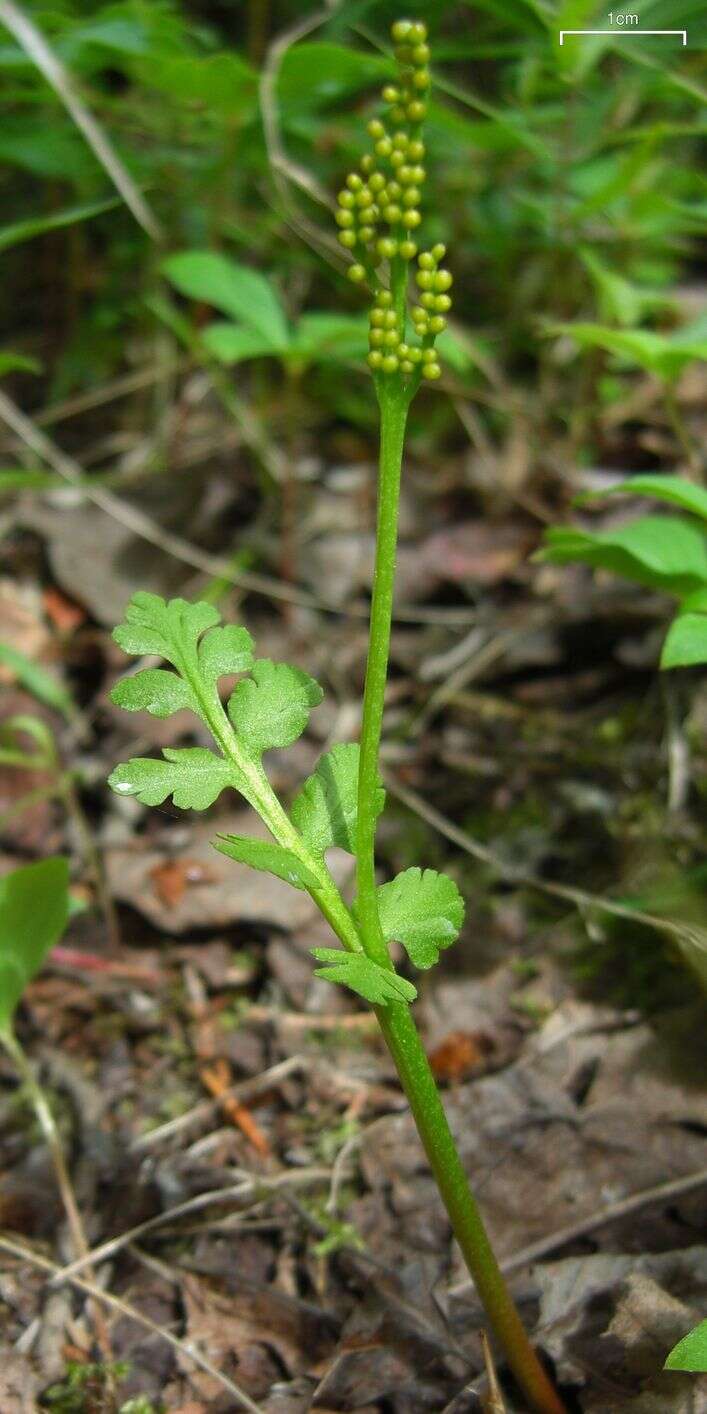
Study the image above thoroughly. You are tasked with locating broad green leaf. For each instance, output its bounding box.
[278,43,391,112]
[595,475,707,525]
[555,0,613,78]
[201,322,280,364]
[374,867,465,970]
[61,10,159,58]
[0,118,96,181]
[427,95,550,160]
[139,51,257,115]
[0,197,119,255]
[214,834,320,891]
[0,352,41,376]
[0,468,58,490]
[552,320,707,381]
[682,587,707,613]
[108,748,236,810]
[110,668,197,718]
[579,249,671,328]
[311,949,417,1006]
[665,1319,707,1372]
[162,252,289,350]
[0,641,75,719]
[661,613,707,668]
[0,858,69,1035]
[436,326,479,374]
[291,743,385,856]
[538,516,707,597]
[228,660,323,756]
[291,313,368,362]
[113,592,220,666]
[198,624,254,689]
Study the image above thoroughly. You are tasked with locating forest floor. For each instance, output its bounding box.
[0,355,706,1413]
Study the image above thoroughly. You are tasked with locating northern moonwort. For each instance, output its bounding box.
[109,22,566,1413]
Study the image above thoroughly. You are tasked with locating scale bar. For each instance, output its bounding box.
[559,29,687,45]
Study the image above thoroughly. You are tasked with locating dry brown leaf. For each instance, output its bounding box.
[149,857,215,909]
[429,1029,496,1083]
[42,585,86,632]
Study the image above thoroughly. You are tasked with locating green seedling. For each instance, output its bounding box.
[548,315,707,468]
[0,640,75,718]
[550,315,707,386]
[579,249,675,330]
[0,857,113,1355]
[665,1318,707,1373]
[0,856,69,1041]
[539,474,707,669]
[162,249,369,370]
[0,858,91,1248]
[0,712,118,944]
[43,1361,128,1412]
[109,22,565,1413]
[43,1359,158,1413]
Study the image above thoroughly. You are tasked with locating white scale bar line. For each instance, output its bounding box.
[559,29,687,45]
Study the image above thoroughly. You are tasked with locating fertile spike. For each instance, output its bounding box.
[334,19,451,395]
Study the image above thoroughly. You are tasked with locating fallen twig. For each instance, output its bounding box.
[0,1234,265,1412]
[0,1,161,239]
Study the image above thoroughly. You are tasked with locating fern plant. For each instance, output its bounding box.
[109,22,565,1414]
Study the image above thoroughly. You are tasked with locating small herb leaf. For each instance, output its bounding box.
[291,742,384,855]
[582,474,707,525]
[0,857,70,1035]
[113,593,220,667]
[661,612,707,669]
[162,251,290,349]
[110,668,197,718]
[198,624,255,688]
[201,322,277,364]
[374,867,465,969]
[214,833,320,891]
[109,748,236,810]
[228,660,323,756]
[538,516,707,597]
[311,948,417,1005]
[665,1319,707,1372]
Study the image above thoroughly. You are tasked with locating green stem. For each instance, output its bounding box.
[355,387,409,969]
[354,384,567,1414]
[185,657,362,958]
[377,1005,566,1414]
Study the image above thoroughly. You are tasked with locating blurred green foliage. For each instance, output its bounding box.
[1,0,704,437]
[540,474,707,667]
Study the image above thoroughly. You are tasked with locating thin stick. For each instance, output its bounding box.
[132,1054,308,1152]
[0,387,478,626]
[259,0,344,264]
[49,1167,334,1285]
[481,1330,507,1413]
[2,1030,86,1257]
[1,1029,112,1359]
[500,1165,707,1280]
[445,1165,707,1297]
[0,1,161,240]
[386,773,707,959]
[0,1234,265,1413]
